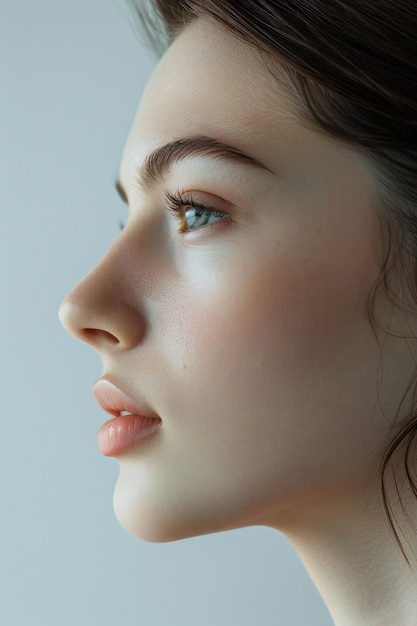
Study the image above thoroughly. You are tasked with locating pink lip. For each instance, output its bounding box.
[93,379,162,456]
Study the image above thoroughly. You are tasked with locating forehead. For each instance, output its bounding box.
[121,18,299,170]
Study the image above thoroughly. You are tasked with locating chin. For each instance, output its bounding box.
[111,470,209,543]
[113,496,192,543]
[111,466,260,543]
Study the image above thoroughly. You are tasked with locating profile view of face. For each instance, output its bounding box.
[59,18,405,542]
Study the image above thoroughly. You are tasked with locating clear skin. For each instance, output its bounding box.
[59,18,417,626]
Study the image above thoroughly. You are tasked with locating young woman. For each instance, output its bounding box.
[59,1,417,623]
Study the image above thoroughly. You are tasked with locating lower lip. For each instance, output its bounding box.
[97,414,162,457]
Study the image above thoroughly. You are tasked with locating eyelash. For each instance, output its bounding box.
[165,190,230,233]
[119,190,230,233]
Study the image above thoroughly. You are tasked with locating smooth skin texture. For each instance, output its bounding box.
[60,18,417,625]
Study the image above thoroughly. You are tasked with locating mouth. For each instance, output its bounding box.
[93,379,162,456]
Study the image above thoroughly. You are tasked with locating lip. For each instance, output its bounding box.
[93,378,162,456]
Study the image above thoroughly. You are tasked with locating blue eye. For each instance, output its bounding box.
[183,206,227,230]
[165,191,229,233]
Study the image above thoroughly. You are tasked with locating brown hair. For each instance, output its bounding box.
[127,0,417,562]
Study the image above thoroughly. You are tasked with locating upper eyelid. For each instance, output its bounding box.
[166,188,233,207]
[165,190,229,218]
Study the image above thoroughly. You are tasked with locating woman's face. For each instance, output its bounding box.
[59,18,407,541]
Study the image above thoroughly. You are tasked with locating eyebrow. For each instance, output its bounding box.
[115,134,272,203]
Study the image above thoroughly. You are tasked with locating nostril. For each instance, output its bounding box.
[82,328,120,345]
[58,290,146,350]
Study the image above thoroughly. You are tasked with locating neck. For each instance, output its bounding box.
[273,476,417,625]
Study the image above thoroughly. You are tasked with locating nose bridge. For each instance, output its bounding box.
[59,231,149,352]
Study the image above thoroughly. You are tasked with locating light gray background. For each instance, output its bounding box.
[1,1,333,624]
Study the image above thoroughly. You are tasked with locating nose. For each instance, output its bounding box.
[59,235,147,354]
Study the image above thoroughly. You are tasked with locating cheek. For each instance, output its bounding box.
[175,221,378,374]
[161,226,379,461]
[173,218,382,464]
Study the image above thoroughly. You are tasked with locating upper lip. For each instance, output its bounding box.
[93,378,160,420]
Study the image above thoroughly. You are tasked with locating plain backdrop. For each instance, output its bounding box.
[1,1,333,624]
